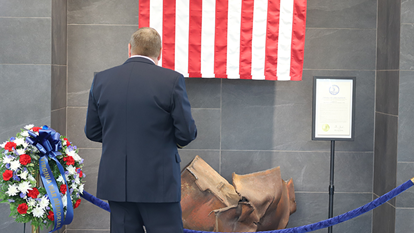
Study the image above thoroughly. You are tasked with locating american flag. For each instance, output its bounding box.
[139,0,307,81]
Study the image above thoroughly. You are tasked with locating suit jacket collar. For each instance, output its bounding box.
[124,57,156,66]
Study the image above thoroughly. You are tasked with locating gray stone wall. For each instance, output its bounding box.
[396,0,414,232]
[51,0,68,137]
[373,0,400,232]
[0,0,51,141]
[374,1,414,233]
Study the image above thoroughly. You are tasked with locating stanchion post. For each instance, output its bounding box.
[328,140,335,233]
[31,173,40,233]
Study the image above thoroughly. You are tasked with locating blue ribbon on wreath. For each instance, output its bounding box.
[26,125,74,232]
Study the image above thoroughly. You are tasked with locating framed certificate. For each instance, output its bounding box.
[312,76,356,141]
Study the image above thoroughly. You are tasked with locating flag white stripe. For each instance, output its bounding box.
[150,0,163,66]
[226,0,242,79]
[175,0,190,77]
[251,0,268,80]
[201,0,216,78]
[277,0,294,80]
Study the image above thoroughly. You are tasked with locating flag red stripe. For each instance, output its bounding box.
[214,0,228,79]
[289,0,307,81]
[139,0,306,81]
[264,0,280,80]
[188,0,202,77]
[138,0,150,28]
[239,0,254,79]
[162,0,176,70]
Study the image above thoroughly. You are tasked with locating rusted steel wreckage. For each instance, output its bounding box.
[181,156,296,232]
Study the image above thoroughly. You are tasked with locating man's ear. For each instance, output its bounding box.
[157,47,162,61]
[128,43,132,58]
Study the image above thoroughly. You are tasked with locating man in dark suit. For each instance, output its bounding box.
[84,27,197,233]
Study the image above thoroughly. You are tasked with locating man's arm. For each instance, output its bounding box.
[171,75,197,148]
[84,77,103,142]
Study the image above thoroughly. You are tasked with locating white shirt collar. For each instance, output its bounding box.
[129,55,155,64]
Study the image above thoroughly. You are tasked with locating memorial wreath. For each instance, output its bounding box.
[0,125,85,231]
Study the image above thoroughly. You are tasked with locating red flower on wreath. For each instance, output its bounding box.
[17,203,28,214]
[2,170,13,181]
[63,138,71,146]
[74,199,81,209]
[19,154,31,165]
[27,187,39,199]
[47,211,54,221]
[31,127,42,132]
[60,184,68,195]
[77,168,83,178]
[63,156,75,166]
[4,141,17,151]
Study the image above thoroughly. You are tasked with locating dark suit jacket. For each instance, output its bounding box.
[84,57,197,203]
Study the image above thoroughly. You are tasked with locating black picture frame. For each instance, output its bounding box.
[312,76,356,141]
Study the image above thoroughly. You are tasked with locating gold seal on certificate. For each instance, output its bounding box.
[322,124,330,132]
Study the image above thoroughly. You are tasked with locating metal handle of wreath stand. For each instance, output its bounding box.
[31,173,40,233]
[32,224,39,233]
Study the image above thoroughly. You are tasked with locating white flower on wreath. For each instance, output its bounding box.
[20,130,29,137]
[0,141,7,148]
[10,160,21,171]
[56,175,65,183]
[28,174,36,181]
[18,181,32,194]
[16,149,26,156]
[72,153,81,162]
[79,184,84,194]
[66,165,76,175]
[32,206,45,218]
[27,198,36,207]
[14,137,28,148]
[19,170,28,180]
[65,148,81,162]
[3,155,13,164]
[74,176,80,184]
[24,124,34,130]
[39,196,49,209]
[6,184,19,196]
[71,182,77,190]
[62,194,67,207]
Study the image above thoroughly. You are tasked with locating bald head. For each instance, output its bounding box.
[129,27,161,59]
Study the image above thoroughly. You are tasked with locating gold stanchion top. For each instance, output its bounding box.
[411,177,414,184]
